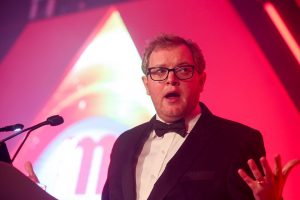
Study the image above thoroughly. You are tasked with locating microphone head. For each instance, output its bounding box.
[12,124,24,131]
[0,123,24,132]
[46,115,64,126]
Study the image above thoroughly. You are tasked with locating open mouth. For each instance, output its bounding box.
[165,92,180,99]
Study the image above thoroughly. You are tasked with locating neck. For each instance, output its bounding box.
[185,104,201,124]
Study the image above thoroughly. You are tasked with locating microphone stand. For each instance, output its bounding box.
[11,129,34,162]
[0,122,46,144]
[0,123,46,164]
[0,115,63,163]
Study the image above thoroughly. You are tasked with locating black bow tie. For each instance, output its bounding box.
[152,118,187,137]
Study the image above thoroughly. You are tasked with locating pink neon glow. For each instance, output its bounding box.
[264,2,300,64]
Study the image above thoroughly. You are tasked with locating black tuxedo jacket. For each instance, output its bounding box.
[102,103,265,200]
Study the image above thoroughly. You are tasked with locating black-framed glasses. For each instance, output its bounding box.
[147,65,195,81]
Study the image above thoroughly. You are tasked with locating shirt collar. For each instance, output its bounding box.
[155,104,202,134]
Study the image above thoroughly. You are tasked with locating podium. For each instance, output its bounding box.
[0,161,57,200]
[0,143,12,163]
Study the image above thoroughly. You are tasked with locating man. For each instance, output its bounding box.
[102,34,299,200]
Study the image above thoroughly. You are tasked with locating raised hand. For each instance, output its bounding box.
[238,155,300,200]
[24,161,40,183]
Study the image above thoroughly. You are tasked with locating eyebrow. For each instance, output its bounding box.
[150,62,192,68]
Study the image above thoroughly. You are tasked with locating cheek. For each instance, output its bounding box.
[148,84,164,102]
[149,87,160,99]
[182,83,202,100]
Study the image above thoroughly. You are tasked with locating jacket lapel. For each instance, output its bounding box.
[122,123,153,200]
[148,104,219,200]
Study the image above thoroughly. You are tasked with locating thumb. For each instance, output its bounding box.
[24,161,40,183]
[282,159,300,177]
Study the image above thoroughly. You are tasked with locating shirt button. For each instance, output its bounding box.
[151,174,156,179]
[161,150,166,154]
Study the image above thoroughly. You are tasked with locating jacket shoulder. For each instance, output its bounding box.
[110,121,151,154]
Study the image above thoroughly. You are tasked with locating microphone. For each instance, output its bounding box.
[26,115,64,132]
[47,115,64,126]
[0,124,24,132]
[0,115,64,144]
[0,115,64,163]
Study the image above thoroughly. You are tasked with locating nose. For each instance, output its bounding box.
[166,70,179,86]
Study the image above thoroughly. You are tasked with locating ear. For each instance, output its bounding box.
[199,72,206,92]
[142,76,150,95]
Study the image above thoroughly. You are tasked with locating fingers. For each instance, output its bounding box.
[282,159,300,177]
[239,155,298,200]
[238,168,256,188]
[24,161,40,183]
[274,154,282,177]
[248,159,264,181]
[260,157,273,180]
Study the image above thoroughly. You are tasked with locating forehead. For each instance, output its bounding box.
[149,45,194,67]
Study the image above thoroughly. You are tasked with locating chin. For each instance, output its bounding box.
[164,110,185,121]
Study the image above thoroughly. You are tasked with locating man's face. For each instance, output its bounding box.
[142,45,206,123]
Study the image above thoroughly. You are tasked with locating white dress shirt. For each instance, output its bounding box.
[135,110,201,200]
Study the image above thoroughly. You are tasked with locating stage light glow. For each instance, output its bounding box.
[264,2,300,64]
[14,8,154,200]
